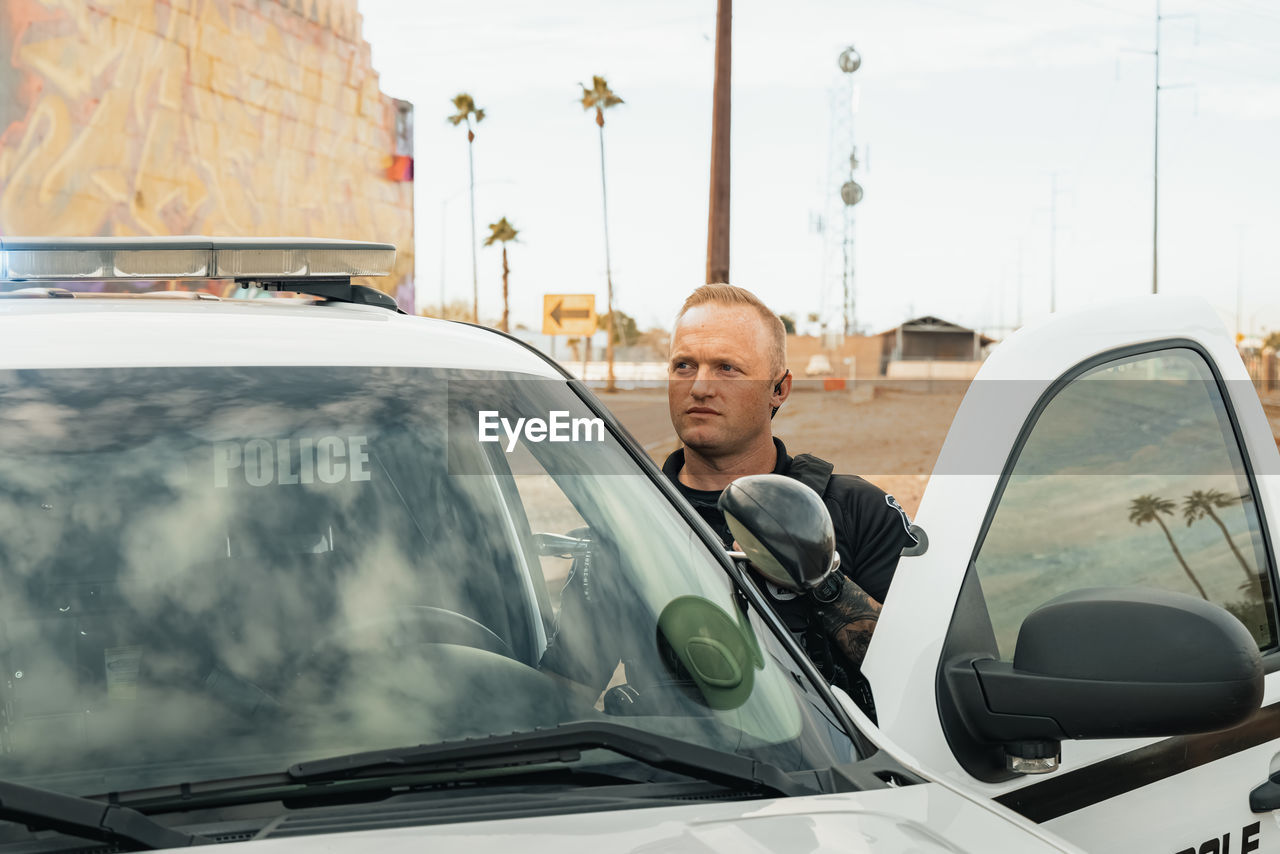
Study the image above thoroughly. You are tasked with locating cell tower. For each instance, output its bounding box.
[819,46,864,336]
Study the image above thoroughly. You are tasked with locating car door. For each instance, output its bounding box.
[864,294,1280,854]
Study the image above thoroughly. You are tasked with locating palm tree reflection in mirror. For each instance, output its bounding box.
[1183,489,1255,583]
[1129,494,1209,600]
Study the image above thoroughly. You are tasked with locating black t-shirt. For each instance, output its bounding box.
[661,437,914,609]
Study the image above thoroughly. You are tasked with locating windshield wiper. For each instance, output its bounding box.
[287,721,818,798]
[0,780,206,849]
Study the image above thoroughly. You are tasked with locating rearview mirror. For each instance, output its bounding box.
[717,474,838,592]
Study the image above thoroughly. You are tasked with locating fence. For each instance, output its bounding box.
[1240,349,1279,400]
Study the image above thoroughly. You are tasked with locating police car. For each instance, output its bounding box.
[0,236,1271,853]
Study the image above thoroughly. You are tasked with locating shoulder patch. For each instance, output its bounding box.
[885,494,919,543]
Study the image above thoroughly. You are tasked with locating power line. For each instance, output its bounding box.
[881,0,1026,25]
[1188,24,1280,54]
[1059,0,1149,21]
[1180,56,1275,81]
[1201,0,1280,26]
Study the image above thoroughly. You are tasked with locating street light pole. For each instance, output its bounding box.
[1236,225,1247,338]
[597,119,617,392]
[468,129,479,321]
[439,180,513,319]
[1051,172,1058,313]
[440,197,454,314]
[1016,238,1024,328]
[1047,174,1068,313]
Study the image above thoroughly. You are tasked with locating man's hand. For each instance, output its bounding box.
[809,574,882,672]
[732,541,882,672]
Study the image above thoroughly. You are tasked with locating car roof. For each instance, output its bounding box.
[0,295,565,377]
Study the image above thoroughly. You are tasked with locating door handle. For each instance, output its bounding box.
[1250,775,1280,812]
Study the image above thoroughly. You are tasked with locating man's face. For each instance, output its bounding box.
[667,304,783,457]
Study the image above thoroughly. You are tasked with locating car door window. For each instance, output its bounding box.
[975,347,1278,657]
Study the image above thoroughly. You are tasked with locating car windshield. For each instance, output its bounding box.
[0,366,855,797]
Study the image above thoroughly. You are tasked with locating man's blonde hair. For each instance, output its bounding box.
[674,284,787,377]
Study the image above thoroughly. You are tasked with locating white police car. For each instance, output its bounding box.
[0,237,1270,854]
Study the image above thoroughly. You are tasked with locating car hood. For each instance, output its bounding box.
[221,784,1075,854]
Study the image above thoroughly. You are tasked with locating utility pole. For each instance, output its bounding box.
[1147,0,1195,294]
[706,0,731,284]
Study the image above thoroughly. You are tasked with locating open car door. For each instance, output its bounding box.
[865,294,1280,854]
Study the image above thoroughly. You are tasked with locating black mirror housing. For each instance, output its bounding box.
[942,587,1264,778]
[717,474,838,592]
[995,587,1263,737]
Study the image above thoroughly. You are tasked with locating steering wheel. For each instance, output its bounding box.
[383,605,516,658]
[293,605,515,669]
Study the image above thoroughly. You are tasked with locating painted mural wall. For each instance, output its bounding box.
[0,0,414,309]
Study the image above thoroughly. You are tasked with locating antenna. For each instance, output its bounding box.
[821,46,863,336]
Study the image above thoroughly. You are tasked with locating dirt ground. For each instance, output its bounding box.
[624,384,964,519]
[626,384,1280,520]
[766,386,965,518]
[767,389,1280,518]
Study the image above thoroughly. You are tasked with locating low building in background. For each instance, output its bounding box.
[878,316,995,379]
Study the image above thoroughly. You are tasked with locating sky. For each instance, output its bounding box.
[358,0,1280,340]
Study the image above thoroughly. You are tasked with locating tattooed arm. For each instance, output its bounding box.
[810,574,883,672]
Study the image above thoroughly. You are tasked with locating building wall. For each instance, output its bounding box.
[0,0,414,309]
[880,330,983,363]
[785,334,882,380]
[902,331,980,361]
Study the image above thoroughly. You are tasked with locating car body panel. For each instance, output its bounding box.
[220,784,1076,854]
[3,284,1265,852]
[865,294,1280,851]
[0,299,562,377]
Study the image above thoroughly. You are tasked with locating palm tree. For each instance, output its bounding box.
[579,75,623,392]
[447,93,485,323]
[1183,489,1254,583]
[1129,494,1208,599]
[483,217,519,333]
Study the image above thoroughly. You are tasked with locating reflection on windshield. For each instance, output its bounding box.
[0,367,851,796]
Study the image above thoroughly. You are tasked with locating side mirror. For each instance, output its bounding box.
[717,474,838,592]
[943,587,1264,776]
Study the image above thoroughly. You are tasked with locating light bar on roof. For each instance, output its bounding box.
[212,240,395,278]
[0,237,213,280]
[0,236,395,281]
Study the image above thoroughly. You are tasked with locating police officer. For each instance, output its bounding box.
[662,284,916,705]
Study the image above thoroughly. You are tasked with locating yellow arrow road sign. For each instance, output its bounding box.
[543,294,597,336]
